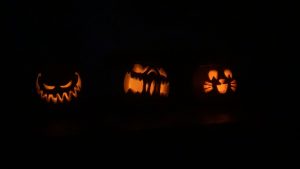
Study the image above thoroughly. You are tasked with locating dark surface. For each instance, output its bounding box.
[4,0,297,161]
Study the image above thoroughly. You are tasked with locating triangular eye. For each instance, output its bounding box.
[60,81,72,88]
[208,70,218,80]
[224,69,233,78]
[43,84,55,90]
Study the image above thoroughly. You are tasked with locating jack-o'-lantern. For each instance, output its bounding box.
[36,71,82,104]
[193,65,237,95]
[124,64,169,96]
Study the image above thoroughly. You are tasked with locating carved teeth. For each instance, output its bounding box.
[38,85,80,103]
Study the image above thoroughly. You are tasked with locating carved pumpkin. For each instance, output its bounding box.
[124,64,169,96]
[36,71,82,104]
[193,65,237,95]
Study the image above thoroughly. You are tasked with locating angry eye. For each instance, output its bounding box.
[43,84,55,90]
[60,81,72,88]
[224,69,233,78]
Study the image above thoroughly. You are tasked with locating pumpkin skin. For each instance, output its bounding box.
[124,64,169,96]
[36,71,82,104]
[193,65,237,96]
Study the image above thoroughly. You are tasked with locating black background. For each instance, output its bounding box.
[4,0,297,162]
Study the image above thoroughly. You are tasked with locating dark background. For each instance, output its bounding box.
[4,0,297,162]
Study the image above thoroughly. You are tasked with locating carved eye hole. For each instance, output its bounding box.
[224,69,233,78]
[60,81,72,89]
[43,84,55,90]
[133,64,147,73]
[208,70,218,80]
[158,68,167,78]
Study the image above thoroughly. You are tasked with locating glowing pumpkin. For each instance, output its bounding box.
[36,72,82,104]
[124,64,169,96]
[193,65,237,95]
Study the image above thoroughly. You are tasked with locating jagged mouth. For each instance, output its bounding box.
[36,72,82,104]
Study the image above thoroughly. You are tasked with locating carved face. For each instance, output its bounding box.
[124,64,169,96]
[204,69,237,94]
[36,72,82,104]
[193,65,238,96]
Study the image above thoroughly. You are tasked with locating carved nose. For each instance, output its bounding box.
[219,79,225,84]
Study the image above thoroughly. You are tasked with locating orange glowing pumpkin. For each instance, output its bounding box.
[36,72,82,104]
[124,64,169,96]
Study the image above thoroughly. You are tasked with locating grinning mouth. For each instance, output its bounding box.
[124,72,169,96]
[124,69,169,96]
[36,72,82,104]
[37,87,80,103]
